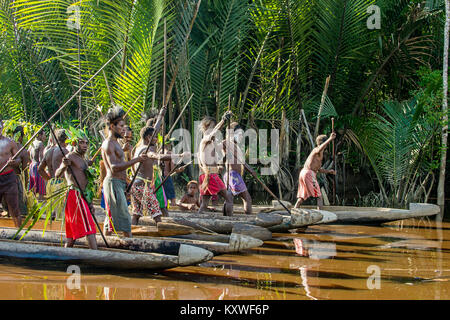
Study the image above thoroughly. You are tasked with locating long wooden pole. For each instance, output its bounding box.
[0,48,123,175]
[160,18,168,186]
[90,94,141,163]
[244,163,291,215]
[331,117,336,205]
[153,161,192,194]
[314,75,331,139]
[126,1,201,194]
[164,93,194,140]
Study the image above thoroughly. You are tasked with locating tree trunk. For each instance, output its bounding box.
[437,0,450,217]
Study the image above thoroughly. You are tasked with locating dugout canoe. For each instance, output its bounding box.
[0,217,197,238]
[0,238,213,270]
[266,208,324,232]
[0,227,262,256]
[299,203,440,224]
[138,211,284,234]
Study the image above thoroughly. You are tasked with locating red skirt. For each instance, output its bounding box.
[199,173,226,196]
[65,189,97,240]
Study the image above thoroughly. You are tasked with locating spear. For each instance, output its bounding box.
[153,160,192,194]
[126,1,201,194]
[89,94,141,163]
[23,74,110,248]
[331,117,336,205]
[224,134,292,215]
[0,48,123,175]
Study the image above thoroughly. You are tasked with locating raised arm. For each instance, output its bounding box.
[315,132,336,154]
[203,111,233,142]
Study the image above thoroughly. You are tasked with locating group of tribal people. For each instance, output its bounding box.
[0,106,336,251]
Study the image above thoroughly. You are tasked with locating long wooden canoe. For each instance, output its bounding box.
[0,238,213,270]
[138,211,283,234]
[267,208,324,232]
[0,227,262,256]
[298,203,440,224]
[242,202,439,225]
[0,217,198,237]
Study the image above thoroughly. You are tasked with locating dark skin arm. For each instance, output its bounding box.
[104,140,147,174]
[38,151,52,181]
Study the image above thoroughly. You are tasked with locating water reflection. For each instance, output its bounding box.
[0,218,448,300]
[293,238,337,260]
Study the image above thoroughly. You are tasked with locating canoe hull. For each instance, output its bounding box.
[0,239,197,270]
[300,203,440,224]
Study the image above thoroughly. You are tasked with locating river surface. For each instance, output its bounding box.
[0,217,449,300]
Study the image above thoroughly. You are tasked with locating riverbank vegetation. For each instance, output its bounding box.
[0,0,448,212]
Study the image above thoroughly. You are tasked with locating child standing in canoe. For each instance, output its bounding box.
[295,133,336,210]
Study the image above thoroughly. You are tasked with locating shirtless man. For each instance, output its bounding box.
[0,119,22,227]
[38,129,68,181]
[101,107,148,238]
[3,126,30,217]
[294,133,336,210]
[131,126,189,225]
[55,136,97,249]
[198,112,233,215]
[28,130,46,200]
[223,122,253,215]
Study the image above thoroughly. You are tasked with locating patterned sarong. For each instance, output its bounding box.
[131,181,162,218]
[224,170,247,196]
[297,168,322,200]
[29,161,46,195]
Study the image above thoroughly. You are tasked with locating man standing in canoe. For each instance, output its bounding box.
[101,107,148,238]
[55,134,97,249]
[295,133,336,210]
[198,112,233,215]
[38,129,68,182]
[223,122,253,215]
[0,119,22,227]
[131,126,189,225]
[28,129,47,200]
[0,119,22,228]
[2,125,29,218]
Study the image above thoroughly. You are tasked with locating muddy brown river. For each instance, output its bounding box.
[0,217,449,300]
